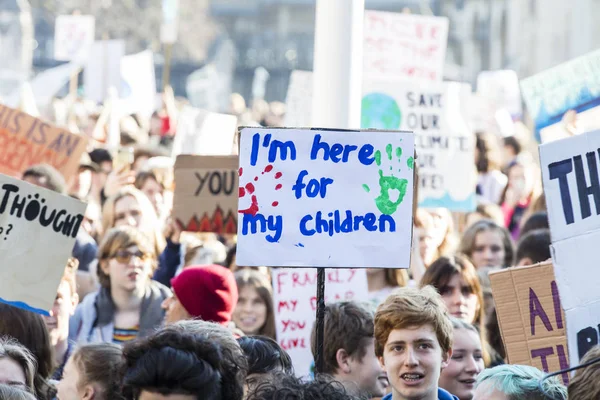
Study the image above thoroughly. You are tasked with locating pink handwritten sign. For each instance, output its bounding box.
[363,11,449,81]
[272,268,369,377]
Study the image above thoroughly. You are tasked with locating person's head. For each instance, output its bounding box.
[57,343,125,400]
[311,301,386,398]
[568,345,600,400]
[519,211,549,238]
[168,320,248,400]
[465,204,504,231]
[97,226,157,293]
[233,270,275,338]
[0,337,36,393]
[89,148,113,189]
[459,220,514,268]
[415,209,437,266]
[374,286,453,400]
[502,136,521,165]
[0,305,54,399]
[475,132,502,173]
[122,327,223,400]
[473,364,567,400]
[134,171,165,217]
[420,256,483,326]
[247,374,361,400]
[238,336,293,391]
[102,186,160,234]
[439,319,484,400]
[163,265,238,326]
[366,268,409,289]
[22,164,67,194]
[0,384,36,400]
[515,229,551,266]
[44,258,79,348]
[428,208,457,256]
[501,157,539,204]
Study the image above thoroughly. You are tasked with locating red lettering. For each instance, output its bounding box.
[280,337,307,350]
[277,300,298,313]
[327,270,342,283]
[281,320,307,333]
[346,270,356,282]
[291,272,317,288]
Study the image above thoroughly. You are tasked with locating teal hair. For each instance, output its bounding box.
[475,364,567,400]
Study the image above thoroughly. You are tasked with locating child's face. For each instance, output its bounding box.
[379,324,450,400]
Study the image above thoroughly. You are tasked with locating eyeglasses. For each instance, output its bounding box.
[111,249,152,264]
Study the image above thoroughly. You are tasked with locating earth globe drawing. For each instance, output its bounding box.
[361,93,402,130]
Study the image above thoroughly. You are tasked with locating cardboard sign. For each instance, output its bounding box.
[284,70,313,128]
[362,80,476,211]
[173,155,238,234]
[172,106,237,156]
[540,130,600,366]
[477,70,523,120]
[272,268,369,377]
[521,49,600,133]
[120,50,157,119]
[84,40,125,103]
[54,15,95,61]
[0,173,87,315]
[236,128,414,268]
[489,263,569,384]
[0,104,88,181]
[363,11,449,81]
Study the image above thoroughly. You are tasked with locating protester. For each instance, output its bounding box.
[238,336,294,390]
[0,384,36,400]
[429,208,458,258]
[56,343,125,400]
[501,136,522,170]
[68,153,98,201]
[472,364,567,400]
[514,229,551,266]
[163,264,238,326]
[311,301,387,398]
[459,220,514,269]
[464,204,505,231]
[0,338,36,393]
[233,270,276,338]
[44,258,79,380]
[0,304,55,400]
[70,226,171,344]
[568,344,600,400]
[475,132,507,205]
[438,319,484,400]
[248,374,361,400]
[374,286,458,400]
[519,211,549,238]
[367,268,408,306]
[415,209,439,267]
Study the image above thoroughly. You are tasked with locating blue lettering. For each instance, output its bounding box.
[292,170,309,199]
[242,213,282,243]
[300,215,315,236]
[330,143,344,162]
[379,214,396,232]
[250,133,261,166]
[319,177,333,198]
[310,134,330,160]
[342,145,358,162]
[363,213,377,231]
[359,144,375,166]
[268,140,297,163]
[266,215,283,243]
[307,179,320,198]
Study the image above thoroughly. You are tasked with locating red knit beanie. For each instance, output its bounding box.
[170,265,238,326]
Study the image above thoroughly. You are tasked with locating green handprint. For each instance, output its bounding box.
[363,143,413,215]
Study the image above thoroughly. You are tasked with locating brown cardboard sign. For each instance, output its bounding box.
[173,155,238,234]
[0,104,88,180]
[489,262,570,385]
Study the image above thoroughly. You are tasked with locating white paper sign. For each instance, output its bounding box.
[84,40,125,103]
[54,15,95,61]
[172,106,238,156]
[565,299,600,368]
[236,128,414,268]
[120,50,157,119]
[272,268,369,377]
[477,70,523,119]
[0,174,87,314]
[363,11,449,81]
[362,80,476,211]
[284,70,313,128]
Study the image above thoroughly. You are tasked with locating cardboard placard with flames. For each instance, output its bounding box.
[173,155,238,234]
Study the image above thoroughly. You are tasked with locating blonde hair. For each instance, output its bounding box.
[374,286,453,357]
[459,219,515,268]
[101,187,166,256]
[235,270,276,338]
[97,226,157,288]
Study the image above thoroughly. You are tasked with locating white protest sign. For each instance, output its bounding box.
[54,15,95,61]
[120,50,157,119]
[84,40,125,103]
[172,106,237,156]
[236,128,414,268]
[0,174,87,314]
[272,268,369,377]
[284,70,313,128]
[477,70,523,120]
[363,10,449,81]
[362,80,476,211]
[540,130,600,366]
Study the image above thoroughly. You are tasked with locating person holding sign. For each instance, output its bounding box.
[375,286,459,400]
[70,226,171,344]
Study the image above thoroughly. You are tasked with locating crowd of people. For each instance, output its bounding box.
[0,91,597,400]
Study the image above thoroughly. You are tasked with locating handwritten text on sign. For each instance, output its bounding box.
[273,268,369,377]
[236,128,414,268]
[0,173,87,315]
[363,11,449,81]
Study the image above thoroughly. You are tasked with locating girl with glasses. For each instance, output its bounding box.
[70,226,171,345]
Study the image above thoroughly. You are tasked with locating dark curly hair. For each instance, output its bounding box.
[247,374,361,400]
[122,328,224,400]
[238,336,293,376]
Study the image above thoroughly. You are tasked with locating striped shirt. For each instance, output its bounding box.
[113,326,139,344]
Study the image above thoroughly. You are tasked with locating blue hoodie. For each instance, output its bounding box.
[382,388,459,400]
